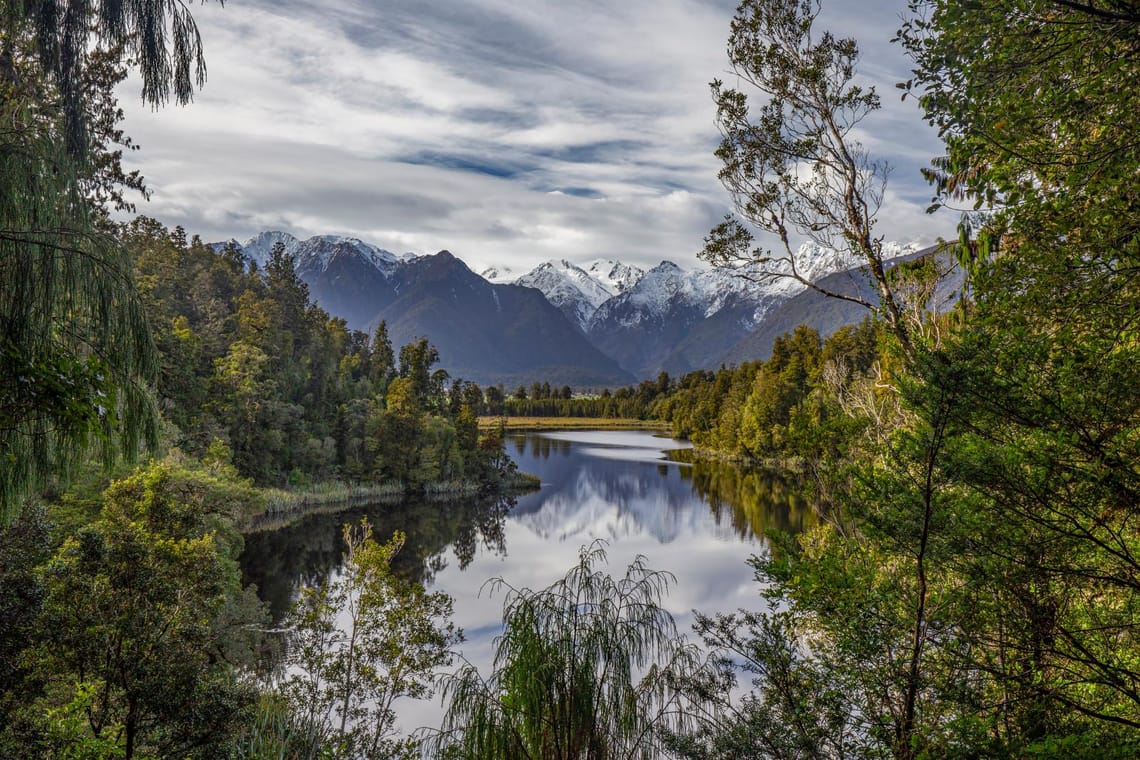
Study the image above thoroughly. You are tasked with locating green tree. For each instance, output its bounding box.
[6,0,215,155]
[702,0,912,354]
[369,320,396,393]
[398,338,442,411]
[278,520,459,760]
[0,0,221,518]
[897,0,1140,744]
[0,506,52,749]
[0,48,157,519]
[26,460,264,759]
[368,376,424,484]
[432,542,710,759]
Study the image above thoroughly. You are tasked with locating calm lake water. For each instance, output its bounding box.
[240,429,813,732]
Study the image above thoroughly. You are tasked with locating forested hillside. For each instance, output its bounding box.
[125,219,514,492]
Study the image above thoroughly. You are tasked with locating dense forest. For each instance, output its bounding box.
[3,0,1140,757]
[125,219,518,495]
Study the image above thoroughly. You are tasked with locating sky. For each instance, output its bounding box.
[117,0,956,274]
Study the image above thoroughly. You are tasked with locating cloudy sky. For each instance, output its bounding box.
[118,0,956,273]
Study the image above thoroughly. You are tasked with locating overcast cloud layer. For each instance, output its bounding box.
[118,0,956,273]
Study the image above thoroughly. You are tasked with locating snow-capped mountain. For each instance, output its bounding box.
[222,231,403,277]
[216,232,403,327]
[215,228,927,382]
[721,242,953,367]
[480,258,647,332]
[775,240,920,289]
[222,230,297,265]
[474,240,924,377]
[209,231,634,386]
[291,234,403,277]
[513,259,627,331]
[479,265,519,284]
[585,260,786,377]
[585,259,645,295]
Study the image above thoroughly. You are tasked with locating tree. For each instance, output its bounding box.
[398,338,442,411]
[703,0,912,355]
[898,0,1140,218]
[5,0,216,156]
[431,542,710,759]
[896,0,1140,328]
[369,321,396,393]
[279,520,459,760]
[0,506,52,750]
[26,461,264,759]
[0,0,220,519]
[0,37,158,520]
[897,0,1140,743]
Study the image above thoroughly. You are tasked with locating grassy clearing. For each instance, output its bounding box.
[479,416,669,431]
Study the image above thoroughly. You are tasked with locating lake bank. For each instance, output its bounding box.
[242,472,541,533]
[479,416,669,431]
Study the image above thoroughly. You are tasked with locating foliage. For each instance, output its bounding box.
[0,32,158,521]
[0,505,53,748]
[121,218,514,496]
[0,0,225,520]
[672,2,1140,757]
[431,542,712,760]
[703,0,912,353]
[270,519,459,760]
[4,460,264,759]
[897,0,1140,216]
[6,0,215,155]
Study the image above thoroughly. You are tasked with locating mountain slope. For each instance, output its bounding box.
[585,259,644,295]
[220,232,404,327]
[585,262,783,378]
[721,245,961,365]
[369,252,634,387]
[513,259,637,332]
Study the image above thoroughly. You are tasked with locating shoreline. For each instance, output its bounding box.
[241,473,542,534]
[478,416,669,431]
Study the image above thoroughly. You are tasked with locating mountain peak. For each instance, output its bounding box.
[584,259,645,295]
[511,258,618,331]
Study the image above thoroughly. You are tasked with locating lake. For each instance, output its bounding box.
[240,429,813,733]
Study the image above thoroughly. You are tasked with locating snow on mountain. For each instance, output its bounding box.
[615,261,688,323]
[600,260,775,328]
[229,230,298,265]
[513,260,617,331]
[479,265,518,284]
[291,235,401,277]
[758,240,922,296]
[209,229,923,379]
[219,231,401,278]
[585,259,645,294]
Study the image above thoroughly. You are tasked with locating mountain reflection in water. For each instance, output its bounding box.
[239,429,815,730]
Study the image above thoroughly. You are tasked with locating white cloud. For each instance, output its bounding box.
[117,0,956,272]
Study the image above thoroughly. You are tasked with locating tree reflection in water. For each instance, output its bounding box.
[676,452,818,541]
[240,494,514,624]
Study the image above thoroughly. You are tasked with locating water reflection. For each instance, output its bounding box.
[678,452,817,540]
[241,431,815,619]
[506,431,811,546]
[241,495,513,622]
[239,429,815,730]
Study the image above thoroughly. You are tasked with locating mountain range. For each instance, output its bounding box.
[214,231,933,386]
